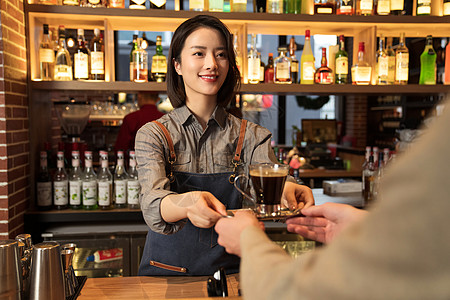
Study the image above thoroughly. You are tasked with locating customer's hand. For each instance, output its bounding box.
[215,211,262,257]
[282,182,315,211]
[286,203,368,244]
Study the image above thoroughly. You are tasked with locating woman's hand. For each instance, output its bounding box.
[215,211,262,257]
[282,181,315,211]
[286,203,368,244]
[161,191,226,228]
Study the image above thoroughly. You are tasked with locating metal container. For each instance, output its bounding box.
[29,242,65,300]
[0,240,22,300]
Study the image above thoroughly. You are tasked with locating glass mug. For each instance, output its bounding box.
[234,163,289,217]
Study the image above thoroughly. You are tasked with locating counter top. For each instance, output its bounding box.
[78,275,241,300]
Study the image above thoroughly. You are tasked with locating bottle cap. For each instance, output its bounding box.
[269,53,273,57]
[77,28,84,36]
[339,35,344,42]
[94,28,100,36]
[305,30,310,38]
[358,42,365,51]
[322,48,327,55]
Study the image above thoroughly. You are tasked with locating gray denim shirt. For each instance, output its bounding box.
[135,105,279,234]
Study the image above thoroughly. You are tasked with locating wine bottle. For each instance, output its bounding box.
[130,38,148,82]
[300,30,315,85]
[37,151,52,210]
[54,26,72,81]
[351,42,372,85]
[114,151,128,209]
[385,37,396,85]
[248,34,261,84]
[335,35,348,84]
[74,29,90,81]
[39,24,54,81]
[90,28,105,81]
[127,151,141,209]
[151,35,167,82]
[419,35,436,85]
[264,53,275,83]
[395,33,409,85]
[376,36,389,85]
[289,37,299,84]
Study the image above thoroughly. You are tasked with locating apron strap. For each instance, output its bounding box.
[230,119,247,183]
[152,121,176,183]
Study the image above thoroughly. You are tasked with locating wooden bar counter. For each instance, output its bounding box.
[78,275,241,300]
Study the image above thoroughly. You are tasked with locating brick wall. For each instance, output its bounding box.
[0,0,30,240]
[345,95,368,149]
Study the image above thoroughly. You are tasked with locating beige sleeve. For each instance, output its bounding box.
[240,103,450,299]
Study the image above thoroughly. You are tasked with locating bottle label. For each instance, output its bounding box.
[233,0,246,3]
[82,180,97,206]
[291,61,299,73]
[445,2,450,15]
[378,56,389,76]
[74,52,89,79]
[317,7,332,13]
[39,48,54,63]
[395,53,409,81]
[37,182,52,207]
[54,181,68,206]
[150,0,166,6]
[63,0,79,4]
[55,65,72,78]
[335,57,348,75]
[248,58,261,82]
[69,180,82,205]
[340,5,352,13]
[354,66,372,83]
[417,0,431,14]
[98,181,111,206]
[190,0,205,10]
[89,0,100,4]
[259,66,265,81]
[317,72,334,84]
[109,0,125,7]
[360,0,373,10]
[115,180,127,204]
[276,62,290,80]
[388,56,396,82]
[91,52,105,75]
[302,61,315,81]
[151,56,168,73]
[390,0,403,10]
[377,0,390,13]
[127,180,141,205]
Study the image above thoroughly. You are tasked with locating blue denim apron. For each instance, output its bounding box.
[138,119,247,276]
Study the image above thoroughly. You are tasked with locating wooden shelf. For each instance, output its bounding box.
[26,5,450,36]
[30,81,450,95]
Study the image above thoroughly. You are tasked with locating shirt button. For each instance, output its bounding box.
[199,168,204,173]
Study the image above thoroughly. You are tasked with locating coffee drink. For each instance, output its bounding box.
[250,172,287,205]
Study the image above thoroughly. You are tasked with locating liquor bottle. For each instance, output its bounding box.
[151,35,167,82]
[231,0,247,11]
[289,37,299,84]
[351,42,372,85]
[247,34,261,84]
[130,0,147,9]
[39,24,54,81]
[37,151,52,210]
[97,150,112,210]
[361,146,371,197]
[377,0,390,14]
[150,0,166,8]
[336,0,354,14]
[314,0,336,14]
[274,47,292,84]
[419,35,437,85]
[127,151,141,209]
[53,151,68,210]
[445,0,450,15]
[356,0,374,15]
[390,0,404,14]
[209,0,223,11]
[386,37,396,84]
[82,151,97,210]
[264,53,275,83]
[335,35,348,84]
[376,36,389,85]
[300,30,315,85]
[395,33,409,85]
[130,34,138,82]
[130,38,148,82]
[63,0,79,5]
[109,0,125,7]
[285,0,301,13]
[259,53,265,83]
[436,38,446,84]
[189,0,208,11]
[363,154,376,207]
[69,150,83,209]
[80,0,107,7]
[114,151,128,209]
[233,34,243,82]
[90,28,105,81]
[445,39,450,84]
[416,0,431,15]
[54,25,73,81]
[267,0,283,13]
[74,29,90,81]
[315,48,334,84]
[224,0,231,11]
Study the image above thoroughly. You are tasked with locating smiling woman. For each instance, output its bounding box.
[134,15,314,276]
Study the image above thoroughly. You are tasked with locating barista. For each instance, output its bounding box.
[135,15,314,276]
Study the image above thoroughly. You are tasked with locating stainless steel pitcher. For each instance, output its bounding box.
[0,240,22,300]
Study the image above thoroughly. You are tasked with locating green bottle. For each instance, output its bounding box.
[335,35,348,84]
[419,35,437,85]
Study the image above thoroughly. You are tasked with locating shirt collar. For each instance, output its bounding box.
[173,105,228,129]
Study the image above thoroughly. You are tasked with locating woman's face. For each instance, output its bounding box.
[174,27,229,102]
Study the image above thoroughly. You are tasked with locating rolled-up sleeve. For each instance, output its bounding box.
[135,122,185,235]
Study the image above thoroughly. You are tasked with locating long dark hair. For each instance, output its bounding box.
[167,15,241,108]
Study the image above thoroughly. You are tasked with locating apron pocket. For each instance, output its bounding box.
[149,260,187,273]
[198,228,218,248]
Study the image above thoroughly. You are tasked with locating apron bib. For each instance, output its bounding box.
[138,119,247,276]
